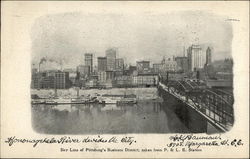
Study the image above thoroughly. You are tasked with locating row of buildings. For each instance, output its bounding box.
[31,70,159,89]
[31,71,72,89]
[31,45,218,89]
[152,45,212,74]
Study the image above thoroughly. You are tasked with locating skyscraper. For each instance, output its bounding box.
[187,45,204,71]
[77,65,90,77]
[206,47,212,65]
[84,53,93,73]
[97,57,107,71]
[106,48,116,71]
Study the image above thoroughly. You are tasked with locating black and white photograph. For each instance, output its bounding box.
[1,1,249,158]
[30,10,234,134]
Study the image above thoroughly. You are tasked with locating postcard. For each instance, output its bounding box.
[1,1,249,158]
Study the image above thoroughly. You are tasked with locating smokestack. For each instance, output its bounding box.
[183,46,186,57]
[39,57,47,72]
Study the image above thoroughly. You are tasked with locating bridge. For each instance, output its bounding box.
[157,76,234,132]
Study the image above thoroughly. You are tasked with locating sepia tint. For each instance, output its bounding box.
[30,11,234,134]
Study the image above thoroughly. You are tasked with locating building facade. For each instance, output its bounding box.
[31,72,41,89]
[77,65,90,78]
[205,47,212,65]
[161,58,177,72]
[136,61,150,73]
[132,73,158,86]
[54,72,70,89]
[153,63,162,73]
[187,45,204,71]
[114,75,132,87]
[115,58,124,71]
[84,53,93,73]
[97,57,107,72]
[97,71,107,83]
[106,48,116,71]
[106,71,115,81]
[175,57,188,72]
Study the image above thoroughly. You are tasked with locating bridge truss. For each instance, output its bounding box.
[159,78,234,132]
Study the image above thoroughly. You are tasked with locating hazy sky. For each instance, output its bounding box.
[31,11,233,69]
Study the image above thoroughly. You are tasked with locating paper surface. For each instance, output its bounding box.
[1,1,249,158]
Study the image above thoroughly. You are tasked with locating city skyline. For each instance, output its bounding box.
[31,11,232,69]
[34,44,228,72]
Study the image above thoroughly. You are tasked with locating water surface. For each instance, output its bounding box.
[32,101,190,134]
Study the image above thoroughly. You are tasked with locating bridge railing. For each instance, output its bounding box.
[159,78,234,131]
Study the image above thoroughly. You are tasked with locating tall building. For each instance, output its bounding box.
[175,57,188,72]
[77,65,90,78]
[53,71,70,89]
[205,47,212,65]
[41,76,55,89]
[31,72,41,89]
[106,48,116,71]
[97,57,107,72]
[136,61,150,73]
[84,53,93,73]
[115,58,124,71]
[187,45,204,71]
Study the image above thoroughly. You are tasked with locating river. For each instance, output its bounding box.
[31,88,190,134]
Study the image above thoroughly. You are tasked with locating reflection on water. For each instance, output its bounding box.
[32,101,190,134]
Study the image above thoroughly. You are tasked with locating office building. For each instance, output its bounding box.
[85,53,93,73]
[77,65,90,78]
[31,72,41,89]
[106,48,116,71]
[54,72,70,89]
[97,57,107,71]
[41,76,55,89]
[205,47,212,65]
[187,45,204,71]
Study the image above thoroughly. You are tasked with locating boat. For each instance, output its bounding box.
[31,100,45,104]
[41,96,99,105]
[100,98,119,104]
[55,98,72,104]
[45,99,58,105]
[31,94,45,104]
[99,94,137,105]
[71,97,98,104]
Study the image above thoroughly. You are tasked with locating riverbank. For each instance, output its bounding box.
[31,87,159,100]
